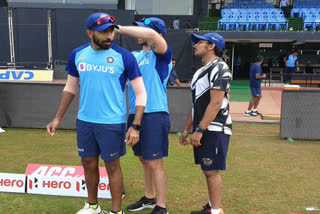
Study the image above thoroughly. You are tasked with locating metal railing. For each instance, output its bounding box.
[265,71,320,87]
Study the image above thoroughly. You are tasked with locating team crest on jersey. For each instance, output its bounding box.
[106,57,115,64]
[145,53,151,59]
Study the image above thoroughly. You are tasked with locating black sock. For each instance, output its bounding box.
[88,202,97,205]
[145,196,155,200]
[156,205,166,210]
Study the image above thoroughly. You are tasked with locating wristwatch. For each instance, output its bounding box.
[194,125,204,133]
[131,124,141,131]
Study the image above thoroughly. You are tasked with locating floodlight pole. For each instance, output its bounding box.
[8,8,15,67]
[47,9,53,70]
[231,43,234,80]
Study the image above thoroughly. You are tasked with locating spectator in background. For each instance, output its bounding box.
[283,50,299,83]
[173,17,180,29]
[184,19,193,29]
[244,55,266,117]
[267,57,278,73]
[168,58,181,86]
[221,0,226,8]
[277,52,287,81]
[279,0,289,16]
[305,60,313,73]
[234,56,241,78]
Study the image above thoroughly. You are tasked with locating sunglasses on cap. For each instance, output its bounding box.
[139,18,161,34]
[89,15,115,29]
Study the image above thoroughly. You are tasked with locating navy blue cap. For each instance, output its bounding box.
[133,17,166,36]
[87,13,119,32]
[191,33,225,51]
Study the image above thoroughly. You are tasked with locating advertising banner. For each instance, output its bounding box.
[0,70,53,82]
[25,164,108,179]
[0,173,26,193]
[25,164,112,198]
[27,175,111,198]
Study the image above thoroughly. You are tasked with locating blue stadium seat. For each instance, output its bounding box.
[220,1,288,31]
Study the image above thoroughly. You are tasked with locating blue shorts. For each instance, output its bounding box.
[250,87,261,97]
[284,67,295,74]
[127,112,170,161]
[194,131,230,171]
[76,119,126,161]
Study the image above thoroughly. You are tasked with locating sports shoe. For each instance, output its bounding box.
[191,203,224,214]
[0,127,5,133]
[151,205,168,214]
[252,110,262,116]
[127,196,156,212]
[244,111,257,117]
[102,210,125,214]
[244,111,251,117]
[76,202,101,214]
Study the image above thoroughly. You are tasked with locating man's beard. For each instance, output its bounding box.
[138,39,148,46]
[93,34,112,50]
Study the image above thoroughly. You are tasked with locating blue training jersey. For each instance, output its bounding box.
[249,63,263,88]
[66,43,141,124]
[286,54,298,67]
[128,47,172,114]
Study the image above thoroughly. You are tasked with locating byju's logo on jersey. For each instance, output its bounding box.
[78,62,115,74]
[139,53,151,66]
[106,57,115,64]
[79,63,86,71]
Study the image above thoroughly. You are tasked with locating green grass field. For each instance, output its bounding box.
[0,124,320,214]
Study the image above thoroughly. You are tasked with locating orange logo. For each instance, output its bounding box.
[110,153,117,157]
[152,153,160,157]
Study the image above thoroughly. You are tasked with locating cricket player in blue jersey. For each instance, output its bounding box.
[117,18,172,214]
[46,13,147,214]
[283,49,299,83]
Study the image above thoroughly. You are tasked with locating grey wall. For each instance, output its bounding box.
[12,8,49,63]
[0,83,192,132]
[280,90,320,140]
[0,83,79,128]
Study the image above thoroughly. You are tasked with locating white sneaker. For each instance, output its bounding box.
[0,128,5,133]
[76,203,102,214]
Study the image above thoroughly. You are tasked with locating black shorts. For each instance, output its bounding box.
[194,131,230,171]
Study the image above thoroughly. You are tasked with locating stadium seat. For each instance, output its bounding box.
[219,3,288,31]
[289,0,320,30]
